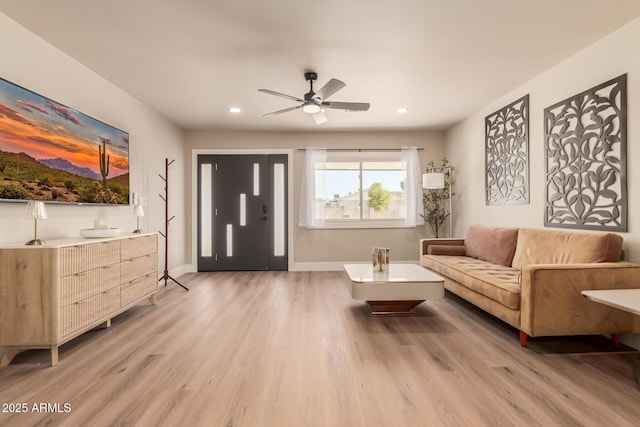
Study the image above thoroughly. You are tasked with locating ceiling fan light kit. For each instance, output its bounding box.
[258,71,370,124]
[302,104,321,114]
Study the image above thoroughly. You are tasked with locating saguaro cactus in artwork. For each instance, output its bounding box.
[99,139,110,189]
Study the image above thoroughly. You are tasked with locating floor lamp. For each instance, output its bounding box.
[422,166,455,238]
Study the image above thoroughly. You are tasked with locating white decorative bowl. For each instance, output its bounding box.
[80,228,122,239]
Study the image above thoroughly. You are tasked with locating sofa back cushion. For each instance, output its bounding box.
[464,224,519,267]
[427,245,467,256]
[511,228,623,269]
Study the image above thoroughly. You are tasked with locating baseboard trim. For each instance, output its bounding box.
[289,260,419,272]
[166,264,192,278]
[184,264,198,274]
[178,261,419,273]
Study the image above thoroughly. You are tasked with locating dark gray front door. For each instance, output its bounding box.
[197,154,288,271]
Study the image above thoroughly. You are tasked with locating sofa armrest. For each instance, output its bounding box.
[420,238,465,256]
[520,262,640,337]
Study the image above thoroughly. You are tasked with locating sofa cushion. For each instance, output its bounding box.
[421,255,521,309]
[464,224,519,267]
[511,228,623,269]
[428,245,466,256]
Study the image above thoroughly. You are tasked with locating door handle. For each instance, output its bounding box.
[259,216,268,221]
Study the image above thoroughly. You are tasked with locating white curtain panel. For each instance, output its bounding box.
[298,148,327,227]
[402,146,424,226]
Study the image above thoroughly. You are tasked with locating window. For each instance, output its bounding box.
[299,148,423,228]
[320,160,406,221]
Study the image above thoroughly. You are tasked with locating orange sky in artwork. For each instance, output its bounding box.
[0,100,128,177]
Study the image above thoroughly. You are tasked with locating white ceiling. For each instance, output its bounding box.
[2,0,640,132]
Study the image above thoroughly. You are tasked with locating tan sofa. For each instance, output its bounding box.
[420,225,640,346]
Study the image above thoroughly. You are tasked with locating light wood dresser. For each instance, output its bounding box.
[0,232,158,367]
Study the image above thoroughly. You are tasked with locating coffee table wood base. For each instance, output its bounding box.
[366,300,424,314]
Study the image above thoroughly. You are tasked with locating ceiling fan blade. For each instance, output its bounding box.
[312,111,328,125]
[258,88,304,103]
[263,104,303,117]
[313,78,345,101]
[322,101,370,111]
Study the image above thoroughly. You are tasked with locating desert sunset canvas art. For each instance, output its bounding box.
[0,77,129,204]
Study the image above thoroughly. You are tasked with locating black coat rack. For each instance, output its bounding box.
[159,158,188,291]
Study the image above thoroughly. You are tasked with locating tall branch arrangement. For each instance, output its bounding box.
[421,158,454,238]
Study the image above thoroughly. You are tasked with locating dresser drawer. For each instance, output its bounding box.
[121,273,157,307]
[60,240,120,276]
[61,263,121,307]
[120,254,157,284]
[121,234,157,261]
[0,233,162,367]
[59,287,121,338]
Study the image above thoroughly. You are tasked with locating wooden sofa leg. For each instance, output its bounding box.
[519,331,528,347]
[612,334,620,346]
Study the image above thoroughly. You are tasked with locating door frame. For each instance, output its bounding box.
[190,148,294,272]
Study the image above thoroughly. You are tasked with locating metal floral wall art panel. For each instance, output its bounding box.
[544,74,627,231]
[485,95,529,205]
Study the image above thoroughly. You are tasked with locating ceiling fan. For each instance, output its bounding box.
[258,72,370,124]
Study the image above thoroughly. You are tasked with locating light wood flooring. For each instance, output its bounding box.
[1,271,640,426]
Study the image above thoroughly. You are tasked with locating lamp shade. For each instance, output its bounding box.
[24,200,47,220]
[423,172,445,189]
[134,205,145,217]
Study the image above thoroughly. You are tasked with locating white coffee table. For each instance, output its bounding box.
[582,289,640,387]
[344,263,445,314]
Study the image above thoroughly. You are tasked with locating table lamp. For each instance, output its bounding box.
[25,200,47,245]
[133,205,145,233]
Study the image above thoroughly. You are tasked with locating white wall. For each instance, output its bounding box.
[0,12,189,362]
[185,130,446,269]
[446,17,640,348]
[0,12,188,271]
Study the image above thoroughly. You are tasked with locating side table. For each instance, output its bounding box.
[582,289,640,388]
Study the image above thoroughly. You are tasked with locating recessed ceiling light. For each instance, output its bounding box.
[396,106,409,114]
[229,106,242,113]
